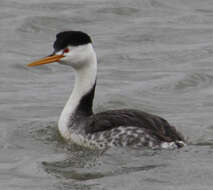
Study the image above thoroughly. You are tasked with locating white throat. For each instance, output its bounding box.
[58,45,97,139]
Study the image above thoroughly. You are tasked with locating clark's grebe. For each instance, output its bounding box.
[28,31,185,150]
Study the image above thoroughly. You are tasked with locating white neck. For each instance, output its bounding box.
[58,47,97,139]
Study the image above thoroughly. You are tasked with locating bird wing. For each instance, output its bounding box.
[85,109,184,142]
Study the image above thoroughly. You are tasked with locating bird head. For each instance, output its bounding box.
[28,31,95,69]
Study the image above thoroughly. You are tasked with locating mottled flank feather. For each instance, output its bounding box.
[71,124,185,150]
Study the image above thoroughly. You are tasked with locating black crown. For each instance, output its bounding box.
[53,31,92,51]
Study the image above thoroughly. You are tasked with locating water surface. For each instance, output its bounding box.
[1,0,213,189]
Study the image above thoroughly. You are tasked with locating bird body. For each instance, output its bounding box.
[28,31,185,150]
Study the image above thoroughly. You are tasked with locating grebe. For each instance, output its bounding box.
[28,31,185,150]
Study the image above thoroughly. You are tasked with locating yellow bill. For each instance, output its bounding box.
[27,54,64,67]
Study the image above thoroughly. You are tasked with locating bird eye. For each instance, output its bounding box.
[63,48,69,53]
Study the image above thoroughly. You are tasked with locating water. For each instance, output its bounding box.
[1,0,213,189]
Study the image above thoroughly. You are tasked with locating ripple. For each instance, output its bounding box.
[152,72,213,94]
[174,73,213,91]
[97,7,140,16]
[33,2,83,11]
[7,121,67,154]
[42,158,164,181]
[41,146,165,181]
[18,16,69,34]
[193,139,213,147]
[28,121,66,147]
[170,14,213,25]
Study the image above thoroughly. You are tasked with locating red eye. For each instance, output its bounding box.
[63,48,69,53]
